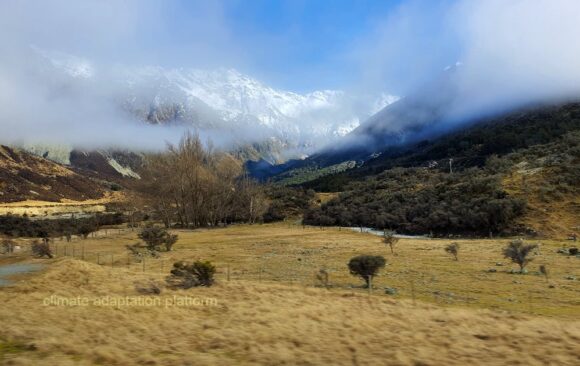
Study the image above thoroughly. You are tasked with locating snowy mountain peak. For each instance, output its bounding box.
[33,48,399,159]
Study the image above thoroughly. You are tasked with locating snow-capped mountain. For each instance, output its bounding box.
[119,66,399,145]
[30,48,399,162]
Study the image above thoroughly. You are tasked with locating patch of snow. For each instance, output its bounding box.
[107,158,141,179]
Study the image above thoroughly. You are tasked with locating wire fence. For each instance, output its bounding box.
[1,226,568,316]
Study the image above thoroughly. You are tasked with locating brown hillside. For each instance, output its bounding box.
[0,145,106,203]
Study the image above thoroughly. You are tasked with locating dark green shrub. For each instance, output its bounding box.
[167,261,216,288]
[138,224,178,252]
[348,255,386,287]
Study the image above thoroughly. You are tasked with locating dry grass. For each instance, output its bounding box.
[502,169,580,238]
[0,257,579,365]
[8,222,580,318]
[314,192,339,205]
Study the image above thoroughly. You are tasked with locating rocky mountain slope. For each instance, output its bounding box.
[0,146,107,203]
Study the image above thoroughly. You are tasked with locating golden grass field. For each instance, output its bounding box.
[1,222,579,364]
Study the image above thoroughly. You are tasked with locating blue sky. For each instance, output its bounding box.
[143,0,402,92]
[143,0,458,93]
[0,0,460,94]
[220,0,405,90]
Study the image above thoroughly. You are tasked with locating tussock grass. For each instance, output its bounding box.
[12,222,579,317]
[0,258,579,365]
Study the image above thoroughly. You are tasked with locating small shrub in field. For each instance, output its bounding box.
[315,268,329,288]
[348,255,386,287]
[503,239,538,273]
[167,261,216,288]
[539,264,549,282]
[383,231,399,255]
[138,224,178,252]
[569,247,578,256]
[445,242,460,260]
[31,240,53,258]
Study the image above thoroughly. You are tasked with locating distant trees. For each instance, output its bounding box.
[445,242,460,261]
[503,239,538,272]
[78,220,98,239]
[0,214,124,239]
[348,255,386,288]
[303,168,526,236]
[262,187,315,222]
[141,132,268,228]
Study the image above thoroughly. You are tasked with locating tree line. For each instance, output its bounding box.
[303,166,526,236]
[141,132,268,228]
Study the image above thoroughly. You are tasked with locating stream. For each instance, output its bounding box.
[0,263,44,286]
[348,227,431,239]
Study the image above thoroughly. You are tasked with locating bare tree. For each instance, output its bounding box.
[383,230,399,255]
[141,131,267,228]
[503,239,538,273]
[445,242,460,261]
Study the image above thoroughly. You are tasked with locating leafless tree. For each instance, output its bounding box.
[383,230,399,255]
[445,242,460,261]
[141,131,267,228]
[503,239,538,272]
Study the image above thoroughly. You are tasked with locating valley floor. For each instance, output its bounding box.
[0,222,579,365]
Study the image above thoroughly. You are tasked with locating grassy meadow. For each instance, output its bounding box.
[1,221,579,365]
